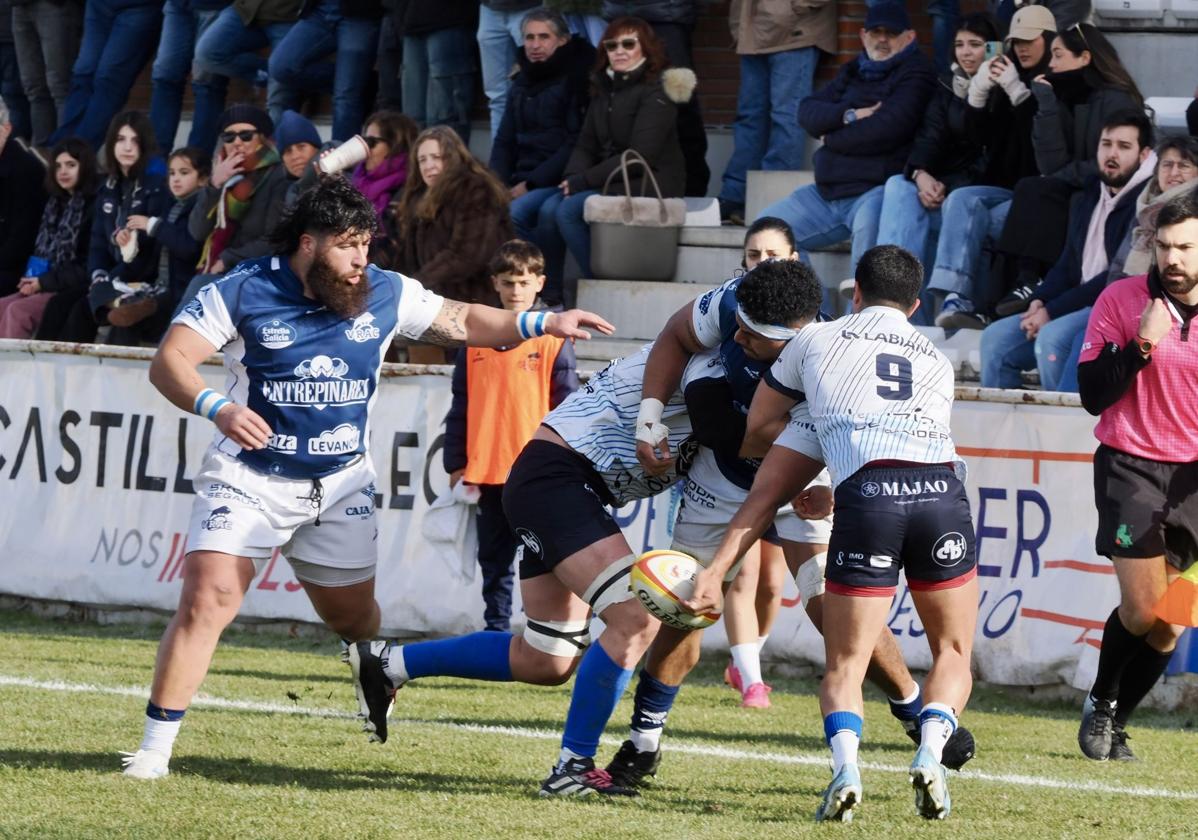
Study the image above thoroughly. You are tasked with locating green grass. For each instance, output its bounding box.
[0,607,1195,839]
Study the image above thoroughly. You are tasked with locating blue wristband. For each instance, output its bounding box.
[206,398,231,421]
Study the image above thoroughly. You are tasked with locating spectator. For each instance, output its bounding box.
[1112,137,1198,280]
[980,111,1154,392]
[875,12,1001,322]
[930,3,1056,329]
[76,111,170,345]
[374,0,402,111]
[602,0,708,195]
[443,240,579,631]
[758,2,935,293]
[489,8,593,304]
[0,0,31,140]
[477,0,540,139]
[539,17,691,294]
[149,0,230,154]
[123,146,209,325]
[866,0,960,75]
[48,0,165,148]
[716,0,836,225]
[11,0,83,145]
[548,0,604,46]
[0,137,96,338]
[0,95,47,297]
[267,0,384,141]
[382,125,512,361]
[353,110,416,218]
[397,0,478,141]
[993,22,1143,316]
[193,0,300,125]
[275,108,323,184]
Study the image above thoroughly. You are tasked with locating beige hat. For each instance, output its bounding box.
[1006,5,1057,42]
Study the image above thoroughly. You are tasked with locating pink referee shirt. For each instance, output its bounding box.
[1079,273,1198,462]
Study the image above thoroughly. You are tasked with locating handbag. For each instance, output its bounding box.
[583,149,686,281]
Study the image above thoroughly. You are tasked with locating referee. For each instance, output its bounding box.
[1076,193,1198,761]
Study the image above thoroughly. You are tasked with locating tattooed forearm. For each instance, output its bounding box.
[419,300,468,346]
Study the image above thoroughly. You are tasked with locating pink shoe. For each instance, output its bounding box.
[741,682,771,709]
[724,660,743,693]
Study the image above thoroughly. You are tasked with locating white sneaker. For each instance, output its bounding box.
[121,749,170,779]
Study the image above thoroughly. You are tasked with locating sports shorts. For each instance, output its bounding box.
[1093,444,1198,571]
[825,463,976,597]
[187,449,378,586]
[672,448,833,551]
[503,439,623,579]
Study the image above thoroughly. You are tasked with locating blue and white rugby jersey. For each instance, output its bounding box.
[765,305,963,488]
[175,255,443,479]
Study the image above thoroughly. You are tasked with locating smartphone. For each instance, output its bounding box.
[984,41,1003,61]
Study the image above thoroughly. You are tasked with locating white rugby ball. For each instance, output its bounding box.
[631,549,721,631]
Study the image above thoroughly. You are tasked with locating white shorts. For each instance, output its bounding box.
[672,448,833,551]
[187,449,379,586]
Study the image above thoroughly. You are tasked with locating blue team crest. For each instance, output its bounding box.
[201,506,233,531]
[345,312,381,342]
[697,289,715,315]
[183,296,204,320]
[257,319,297,349]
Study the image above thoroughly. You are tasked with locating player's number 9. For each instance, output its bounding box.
[875,353,913,401]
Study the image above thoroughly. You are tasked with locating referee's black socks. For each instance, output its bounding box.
[1090,608,1145,703]
[1114,642,1174,725]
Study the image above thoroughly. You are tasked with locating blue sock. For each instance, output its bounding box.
[561,642,634,758]
[402,631,514,681]
[145,702,185,721]
[628,669,680,752]
[824,710,863,773]
[888,683,922,724]
[823,710,863,745]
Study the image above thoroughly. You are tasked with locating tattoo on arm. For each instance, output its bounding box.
[420,300,468,347]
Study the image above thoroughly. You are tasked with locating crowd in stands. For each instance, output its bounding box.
[0,0,1194,400]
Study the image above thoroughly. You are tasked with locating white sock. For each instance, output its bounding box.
[829,730,859,774]
[630,727,662,753]
[757,634,769,652]
[730,643,763,687]
[557,746,585,769]
[139,717,182,757]
[919,702,957,763]
[382,643,408,685]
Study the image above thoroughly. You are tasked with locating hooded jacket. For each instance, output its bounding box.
[564,64,695,198]
[490,36,595,189]
[799,41,936,201]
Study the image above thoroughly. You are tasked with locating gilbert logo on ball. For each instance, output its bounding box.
[630,549,720,631]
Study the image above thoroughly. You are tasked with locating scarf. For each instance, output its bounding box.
[352,152,408,219]
[1043,67,1094,106]
[33,192,87,268]
[857,41,918,82]
[198,146,281,272]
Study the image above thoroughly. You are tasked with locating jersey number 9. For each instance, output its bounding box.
[875,353,913,401]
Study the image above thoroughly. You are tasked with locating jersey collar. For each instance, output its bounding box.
[859,304,908,320]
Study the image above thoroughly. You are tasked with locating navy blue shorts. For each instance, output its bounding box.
[502,439,623,580]
[825,464,976,597]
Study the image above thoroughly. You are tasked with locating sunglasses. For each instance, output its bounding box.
[221,129,259,144]
[603,37,638,52]
[1070,22,1090,51]
[363,135,386,149]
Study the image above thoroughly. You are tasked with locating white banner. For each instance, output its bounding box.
[0,343,1165,685]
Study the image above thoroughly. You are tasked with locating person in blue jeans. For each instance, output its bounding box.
[759,2,934,305]
[149,0,230,154]
[48,0,164,148]
[267,0,383,141]
[397,0,478,141]
[489,8,592,305]
[980,112,1155,391]
[477,0,539,139]
[875,13,1000,324]
[715,0,833,224]
[192,0,297,125]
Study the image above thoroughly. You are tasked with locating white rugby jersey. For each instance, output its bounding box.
[765,305,962,487]
[543,344,692,505]
[176,255,443,479]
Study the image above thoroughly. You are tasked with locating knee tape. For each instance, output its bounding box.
[795,551,828,607]
[523,618,592,658]
[582,554,636,617]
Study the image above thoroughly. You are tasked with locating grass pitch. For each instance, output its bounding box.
[0,607,1195,840]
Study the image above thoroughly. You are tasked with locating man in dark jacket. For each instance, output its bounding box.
[758,2,935,283]
[981,111,1155,391]
[0,97,47,296]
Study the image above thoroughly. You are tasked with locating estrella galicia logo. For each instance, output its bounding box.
[862,481,881,498]
[516,528,542,557]
[183,296,204,320]
[932,532,968,567]
[201,506,233,531]
[258,319,297,349]
[697,289,715,315]
[345,312,381,343]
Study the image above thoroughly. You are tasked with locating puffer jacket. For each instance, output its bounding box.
[564,64,695,198]
[905,71,989,192]
[490,36,595,189]
[1031,69,1141,188]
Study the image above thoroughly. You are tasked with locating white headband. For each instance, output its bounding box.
[737,305,798,341]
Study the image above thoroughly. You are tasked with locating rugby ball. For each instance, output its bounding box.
[631,549,721,631]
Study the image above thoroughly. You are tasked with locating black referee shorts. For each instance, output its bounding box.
[1093,444,1198,571]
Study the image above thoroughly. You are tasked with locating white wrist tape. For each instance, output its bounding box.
[635,397,669,446]
[194,388,231,421]
[516,310,550,340]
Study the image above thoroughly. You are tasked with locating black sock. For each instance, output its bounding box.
[1090,609,1146,702]
[1114,642,1174,725]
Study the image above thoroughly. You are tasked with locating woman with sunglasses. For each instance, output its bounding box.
[535,16,693,298]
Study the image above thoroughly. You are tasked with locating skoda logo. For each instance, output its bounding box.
[862,481,881,498]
